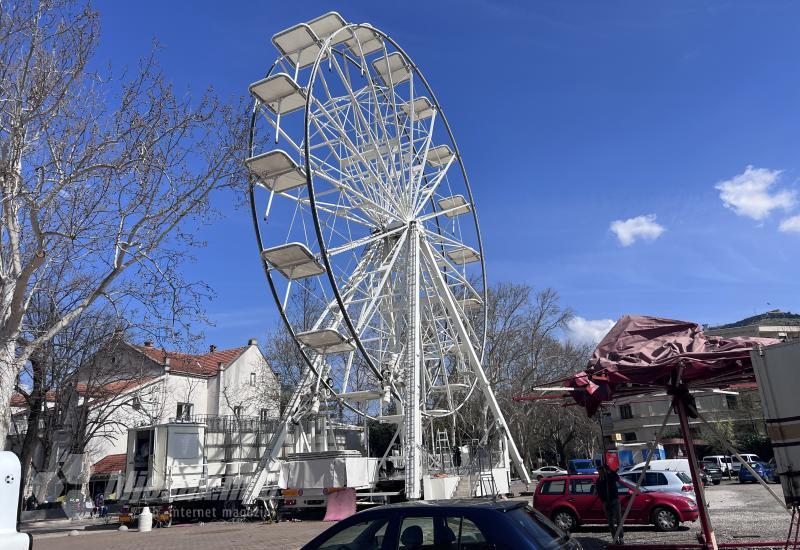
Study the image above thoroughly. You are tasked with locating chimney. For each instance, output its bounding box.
[143,340,153,348]
[164,357,171,373]
[248,338,258,346]
[209,344,217,353]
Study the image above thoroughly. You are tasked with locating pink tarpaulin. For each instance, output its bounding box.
[322,488,356,521]
[564,315,778,415]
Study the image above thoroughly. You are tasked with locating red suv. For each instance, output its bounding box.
[533,475,698,533]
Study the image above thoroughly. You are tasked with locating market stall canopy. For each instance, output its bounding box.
[564,315,778,415]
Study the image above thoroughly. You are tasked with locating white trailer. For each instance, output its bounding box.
[751,339,800,506]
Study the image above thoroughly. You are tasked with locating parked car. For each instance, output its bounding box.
[738,461,772,483]
[531,465,568,481]
[567,459,598,475]
[300,500,582,550]
[628,458,709,486]
[534,475,699,533]
[702,455,733,477]
[701,463,723,485]
[730,454,760,475]
[619,470,697,500]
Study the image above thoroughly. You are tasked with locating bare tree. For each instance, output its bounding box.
[0,0,247,439]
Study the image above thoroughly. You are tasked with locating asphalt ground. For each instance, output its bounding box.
[27,479,794,549]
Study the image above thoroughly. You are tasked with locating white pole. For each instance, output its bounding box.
[403,225,423,498]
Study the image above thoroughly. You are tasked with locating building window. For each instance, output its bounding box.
[233,406,242,417]
[176,402,193,421]
[260,408,271,422]
[726,395,738,410]
[623,432,637,442]
[619,404,633,420]
[250,372,257,386]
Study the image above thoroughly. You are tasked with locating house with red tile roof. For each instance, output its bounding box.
[10,338,280,494]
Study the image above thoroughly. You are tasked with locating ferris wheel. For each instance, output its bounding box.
[246,12,529,497]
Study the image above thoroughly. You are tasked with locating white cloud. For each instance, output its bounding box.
[715,166,796,221]
[565,316,615,346]
[609,214,665,246]
[779,215,800,233]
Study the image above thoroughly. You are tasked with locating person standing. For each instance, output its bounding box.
[597,465,623,544]
[453,446,462,473]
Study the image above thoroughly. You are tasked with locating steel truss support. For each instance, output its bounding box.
[419,235,531,485]
[404,223,423,499]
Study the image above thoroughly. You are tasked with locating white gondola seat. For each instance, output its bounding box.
[345,27,383,56]
[272,23,323,69]
[250,73,307,115]
[437,195,470,217]
[296,328,355,354]
[308,12,351,46]
[245,150,306,193]
[426,144,454,168]
[401,97,435,120]
[371,52,411,86]
[458,297,483,312]
[337,390,383,402]
[446,246,480,265]
[262,242,325,279]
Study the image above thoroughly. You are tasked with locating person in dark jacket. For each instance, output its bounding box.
[597,465,623,543]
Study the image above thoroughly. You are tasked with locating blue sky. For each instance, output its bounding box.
[93,0,800,349]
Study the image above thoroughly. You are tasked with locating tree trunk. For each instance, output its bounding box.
[19,356,47,496]
[0,339,20,443]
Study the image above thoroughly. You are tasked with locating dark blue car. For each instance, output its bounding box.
[300,499,581,550]
[567,459,598,475]
[738,461,772,483]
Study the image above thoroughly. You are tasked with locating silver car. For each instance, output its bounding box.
[531,465,568,481]
[620,470,697,502]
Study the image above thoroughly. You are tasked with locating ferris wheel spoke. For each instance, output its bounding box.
[315,58,400,208]
[326,223,406,257]
[308,101,403,219]
[412,158,455,217]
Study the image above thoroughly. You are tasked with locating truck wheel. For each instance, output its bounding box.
[653,507,679,532]
[552,509,577,532]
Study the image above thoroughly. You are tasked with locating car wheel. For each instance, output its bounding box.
[552,509,578,532]
[713,480,721,485]
[653,507,679,532]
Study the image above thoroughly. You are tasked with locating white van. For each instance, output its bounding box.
[702,455,733,476]
[730,454,760,474]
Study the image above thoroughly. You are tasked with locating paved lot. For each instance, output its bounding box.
[30,480,793,549]
[572,480,792,549]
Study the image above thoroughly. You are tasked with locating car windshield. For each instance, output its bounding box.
[573,460,593,468]
[510,506,567,548]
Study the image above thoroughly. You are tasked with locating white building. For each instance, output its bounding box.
[10,339,281,494]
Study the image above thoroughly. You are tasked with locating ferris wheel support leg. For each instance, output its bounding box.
[404,224,424,499]
[419,238,532,485]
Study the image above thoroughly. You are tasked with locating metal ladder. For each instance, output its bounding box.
[435,430,453,471]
